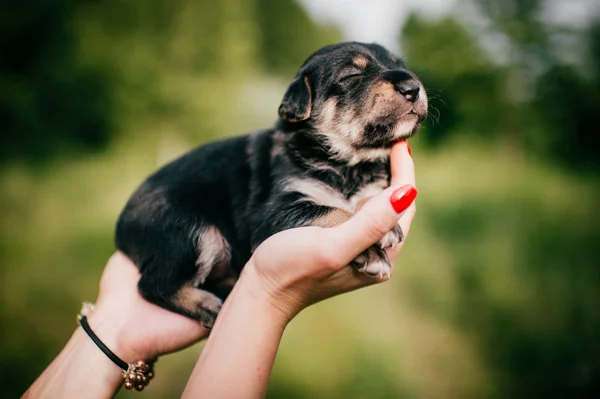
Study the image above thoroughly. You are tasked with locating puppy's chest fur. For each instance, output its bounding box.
[272,131,391,213]
[282,162,390,213]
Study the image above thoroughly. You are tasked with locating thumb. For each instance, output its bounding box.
[329,185,417,265]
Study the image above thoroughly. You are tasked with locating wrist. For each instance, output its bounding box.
[85,301,143,363]
[238,263,304,327]
[79,304,158,392]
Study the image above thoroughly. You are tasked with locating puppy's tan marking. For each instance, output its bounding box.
[279,76,313,122]
[353,55,369,69]
[316,98,389,164]
[300,76,313,120]
[314,71,426,163]
[368,80,397,112]
[287,77,312,122]
[173,285,223,326]
[194,225,231,286]
[284,177,351,211]
[284,178,386,213]
[313,208,352,228]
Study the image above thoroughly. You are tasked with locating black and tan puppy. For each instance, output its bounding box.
[116,42,428,327]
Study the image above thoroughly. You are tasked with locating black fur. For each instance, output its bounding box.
[115,42,428,327]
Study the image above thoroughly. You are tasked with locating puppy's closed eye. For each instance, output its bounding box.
[339,72,363,83]
[338,66,365,83]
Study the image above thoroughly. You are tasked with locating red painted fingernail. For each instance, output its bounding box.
[406,141,412,156]
[390,185,417,213]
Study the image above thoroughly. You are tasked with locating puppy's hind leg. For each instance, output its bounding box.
[170,285,224,328]
[174,225,233,328]
[137,225,231,328]
[138,272,223,328]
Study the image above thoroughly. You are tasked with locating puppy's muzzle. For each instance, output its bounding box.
[383,69,421,103]
[395,81,420,103]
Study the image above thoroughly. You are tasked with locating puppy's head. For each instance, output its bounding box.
[279,42,428,163]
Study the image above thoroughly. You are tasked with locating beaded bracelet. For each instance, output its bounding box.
[77,302,157,392]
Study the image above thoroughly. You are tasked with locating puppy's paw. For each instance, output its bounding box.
[351,246,392,279]
[193,299,222,329]
[173,286,223,329]
[379,223,404,249]
[198,308,220,330]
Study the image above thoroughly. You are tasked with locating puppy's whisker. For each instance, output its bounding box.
[428,106,441,125]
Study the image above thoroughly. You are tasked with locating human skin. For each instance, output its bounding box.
[23,141,416,399]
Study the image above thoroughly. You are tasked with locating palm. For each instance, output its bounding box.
[96,253,209,360]
[250,225,399,313]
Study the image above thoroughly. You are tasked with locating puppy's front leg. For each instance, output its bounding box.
[256,201,398,278]
[313,207,397,279]
[379,223,403,249]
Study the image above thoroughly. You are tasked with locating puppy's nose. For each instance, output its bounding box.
[396,81,420,102]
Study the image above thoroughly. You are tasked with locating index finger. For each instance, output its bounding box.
[390,141,415,188]
[390,141,417,238]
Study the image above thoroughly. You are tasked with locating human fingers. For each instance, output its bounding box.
[390,141,415,188]
[327,185,417,266]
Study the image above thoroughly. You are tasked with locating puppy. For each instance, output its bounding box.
[116,42,428,328]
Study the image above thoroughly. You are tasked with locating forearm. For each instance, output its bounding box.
[24,251,212,399]
[23,326,123,399]
[182,265,290,399]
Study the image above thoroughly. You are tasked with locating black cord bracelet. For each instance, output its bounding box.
[79,315,129,370]
[76,304,156,391]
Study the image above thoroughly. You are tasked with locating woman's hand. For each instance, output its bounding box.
[27,140,416,399]
[244,141,416,323]
[86,252,211,363]
[23,252,211,399]
[89,142,414,360]
[182,140,417,398]
[83,141,415,363]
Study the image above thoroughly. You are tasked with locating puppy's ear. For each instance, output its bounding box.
[278,75,312,122]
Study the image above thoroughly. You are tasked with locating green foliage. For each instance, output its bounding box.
[400,9,600,390]
[475,0,600,170]
[254,0,341,75]
[1,0,600,397]
[0,0,114,167]
[531,22,600,170]
[0,0,338,167]
[479,0,547,49]
[403,16,490,80]
[402,16,516,146]
[402,7,600,170]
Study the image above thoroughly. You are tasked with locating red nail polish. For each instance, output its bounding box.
[390,185,417,213]
[406,142,412,156]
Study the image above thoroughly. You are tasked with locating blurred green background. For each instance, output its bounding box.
[1,0,599,397]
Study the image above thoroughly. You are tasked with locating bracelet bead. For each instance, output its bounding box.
[77,302,157,392]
